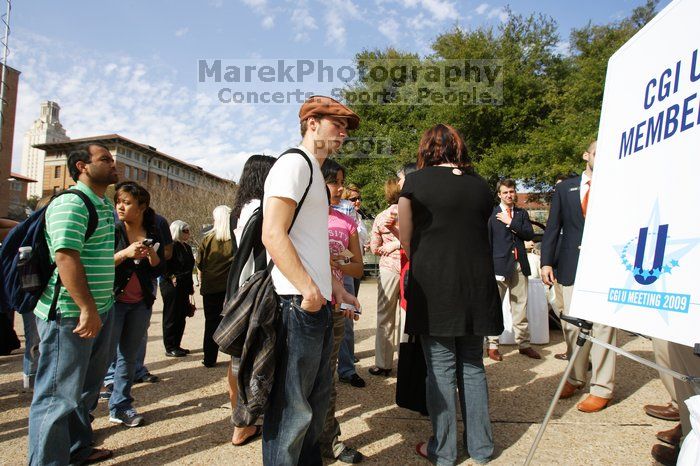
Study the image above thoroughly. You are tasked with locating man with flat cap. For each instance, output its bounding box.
[261,95,362,465]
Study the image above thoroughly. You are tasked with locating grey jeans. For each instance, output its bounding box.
[421,334,494,465]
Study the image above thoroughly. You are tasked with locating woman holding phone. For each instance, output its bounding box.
[110,182,164,427]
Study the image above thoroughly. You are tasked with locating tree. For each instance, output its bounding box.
[338,2,659,214]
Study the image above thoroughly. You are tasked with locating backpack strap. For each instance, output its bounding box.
[46,189,99,321]
[229,213,239,257]
[264,148,314,273]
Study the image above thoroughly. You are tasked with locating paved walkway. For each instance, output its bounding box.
[0,278,670,465]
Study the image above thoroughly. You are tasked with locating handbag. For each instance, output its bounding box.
[187,296,196,317]
[395,334,429,416]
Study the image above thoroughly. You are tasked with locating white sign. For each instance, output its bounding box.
[570,0,700,347]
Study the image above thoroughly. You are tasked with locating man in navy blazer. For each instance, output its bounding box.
[541,141,617,413]
[486,179,540,361]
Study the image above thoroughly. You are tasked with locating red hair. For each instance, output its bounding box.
[417,124,472,170]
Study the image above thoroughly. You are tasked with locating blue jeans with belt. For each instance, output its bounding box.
[108,300,152,413]
[262,296,333,466]
[421,334,494,465]
[28,308,114,465]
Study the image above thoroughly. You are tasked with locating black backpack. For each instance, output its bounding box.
[0,189,98,320]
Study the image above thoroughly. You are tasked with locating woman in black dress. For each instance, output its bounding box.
[160,220,195,357]
[399,124,503,465]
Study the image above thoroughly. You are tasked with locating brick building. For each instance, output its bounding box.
[6,172,36,219]
[0,64,20,218]
[34,134,233,198]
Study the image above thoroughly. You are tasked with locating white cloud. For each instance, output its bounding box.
[487,6,508,22]
[405,12,435,31]
[419,0,458,21]
[261,15,274,29]
[242,0,267,10]
[378,17,400,43]
[475,3,489,15]
[323,0,363,49]
[209,0,224,7]
[174,27,189,37]
[399,0,458,21]
[291,7,318,43]
[10,30,299,181]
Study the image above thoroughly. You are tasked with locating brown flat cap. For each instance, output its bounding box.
[299,95,360,130]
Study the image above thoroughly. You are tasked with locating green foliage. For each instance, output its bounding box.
[337,1,659,214]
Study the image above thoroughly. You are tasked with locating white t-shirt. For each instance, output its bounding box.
[262,145,332,300]
[234,199,260,288]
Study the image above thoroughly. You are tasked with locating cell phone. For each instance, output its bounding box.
[142,238,155,247]
[340,302,361,315]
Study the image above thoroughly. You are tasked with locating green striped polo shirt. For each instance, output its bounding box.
[34,181,116,320]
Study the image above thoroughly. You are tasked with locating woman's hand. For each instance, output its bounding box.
[123,241,148,260]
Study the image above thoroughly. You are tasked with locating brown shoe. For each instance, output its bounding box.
[651,443,678,466]
[487,348,503,362]
[559,381,582,399]
[656,423,682,446]
[554,353,568,360]
[644,402,680,421]
[577,394,611,413]
[519,347,542,359]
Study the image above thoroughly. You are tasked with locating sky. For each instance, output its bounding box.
[8,0,671,181]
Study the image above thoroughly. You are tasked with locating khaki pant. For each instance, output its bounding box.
[375,269,400,369]
[488,263,530,349]
[652,337,677,405]
[655,339,700,439]
[562,285,617,398]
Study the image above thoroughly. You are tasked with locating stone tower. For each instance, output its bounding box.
[21,101,68,198]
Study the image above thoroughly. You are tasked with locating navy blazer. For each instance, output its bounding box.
[488,205,534,277]
[541,175,585,286]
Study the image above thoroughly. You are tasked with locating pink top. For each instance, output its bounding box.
[118,272,143,304]
[328,209,357,283]
[371,205,401,275]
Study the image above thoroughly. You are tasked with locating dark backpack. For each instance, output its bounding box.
[213,148,313,427]
[0,189,98,320]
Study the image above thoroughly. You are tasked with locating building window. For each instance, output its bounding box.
[54,166,61,178]
[140,169,147,181]
[53,186,60,194]
[125,166,131,178]
[133,167,139,179]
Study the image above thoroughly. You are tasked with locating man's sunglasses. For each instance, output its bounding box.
[348,197,361,202]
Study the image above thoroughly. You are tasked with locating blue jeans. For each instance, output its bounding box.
[104,328,150,386]
[262,297,333,466]
[22,311,39,378]
[108,301,152,413]
[337,276,357,378]
[28,309,114,466]
[421,334,494,465]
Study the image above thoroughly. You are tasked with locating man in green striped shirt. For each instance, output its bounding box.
[28,143,119,466]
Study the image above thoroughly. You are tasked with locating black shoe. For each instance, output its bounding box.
[202,361,216,368]
[339,374,366,388]
[337,446,364,463]
[165,349,187,357]
[368,366,391,376]
[99,384,113,400]
[135,373,159,384]
[178,347,191,354]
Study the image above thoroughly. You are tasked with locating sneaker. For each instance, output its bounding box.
[135,373,159,384]
[99,384,113,400]
[339,373,366,388]
[109,408,144,427]
[337,446,364,463]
